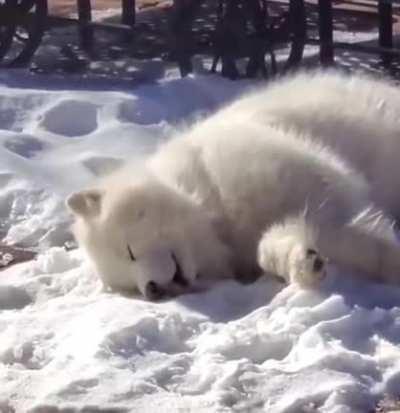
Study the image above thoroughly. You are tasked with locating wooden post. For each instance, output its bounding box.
[378,0,393,65]
[318,0,334,65]
[122,0,135,26]
[77,0,93,51]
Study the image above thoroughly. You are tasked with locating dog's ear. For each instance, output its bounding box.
[66,189,103,217]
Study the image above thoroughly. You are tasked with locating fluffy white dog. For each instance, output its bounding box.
[67,71,400,300]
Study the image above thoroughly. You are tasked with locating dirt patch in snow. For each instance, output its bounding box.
[49,0,172,17]
[0,231,36,269]
[0,244,36,270]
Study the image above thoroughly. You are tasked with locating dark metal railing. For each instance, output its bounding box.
[0,0,399,77]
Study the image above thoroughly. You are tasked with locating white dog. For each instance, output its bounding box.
[67,71,400,300]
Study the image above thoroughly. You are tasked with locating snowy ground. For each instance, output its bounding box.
[2,71,400,413]
[2,23,400,413]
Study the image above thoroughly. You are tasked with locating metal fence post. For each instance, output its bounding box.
[122,0,135,26]
[378,0,393,48]
[318,0,334,65]
[378,0,393,65]
[77,0,94,51]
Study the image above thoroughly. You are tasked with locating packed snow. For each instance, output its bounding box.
[1,69,400,413]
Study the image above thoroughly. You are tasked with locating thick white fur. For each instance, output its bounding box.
[67,71,400,298]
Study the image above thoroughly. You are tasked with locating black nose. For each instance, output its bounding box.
[145,281,165,301]
[313,257,324,272]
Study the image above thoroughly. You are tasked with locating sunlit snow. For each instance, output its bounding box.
[1,66,400,412]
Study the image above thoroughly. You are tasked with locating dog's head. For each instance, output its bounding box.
[66,176,226,300]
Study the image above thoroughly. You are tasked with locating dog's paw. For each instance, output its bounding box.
[289,246,326,288]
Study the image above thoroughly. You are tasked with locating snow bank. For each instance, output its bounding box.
[2,249,400,412]
[1,72,400,412]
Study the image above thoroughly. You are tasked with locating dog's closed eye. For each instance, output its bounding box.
[127,245,136,261]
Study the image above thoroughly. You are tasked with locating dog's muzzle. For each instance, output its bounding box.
[144,253,189,300]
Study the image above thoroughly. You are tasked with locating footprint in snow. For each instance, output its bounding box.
[39,100,98,137]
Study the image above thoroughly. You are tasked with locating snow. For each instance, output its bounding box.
[1,67,400,411]
[3,249,400,412]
